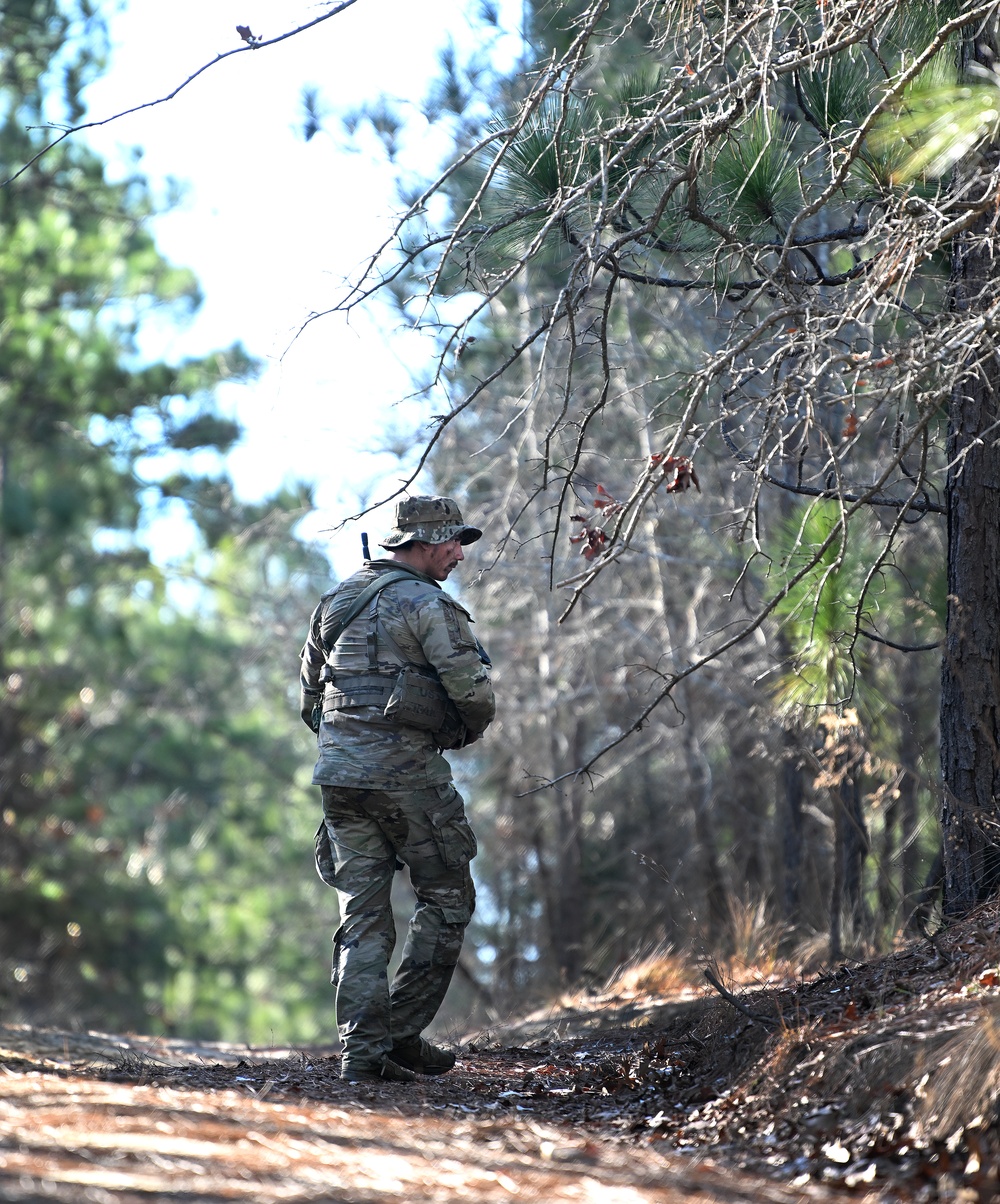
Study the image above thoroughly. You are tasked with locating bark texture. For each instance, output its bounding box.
[941,25,1000,912]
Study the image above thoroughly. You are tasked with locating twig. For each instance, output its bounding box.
[857,627,941,653]
[2,0,359,187]
[703,967,779,1028]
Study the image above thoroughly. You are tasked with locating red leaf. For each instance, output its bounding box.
[655,455,701,493]
[592,483,621,511]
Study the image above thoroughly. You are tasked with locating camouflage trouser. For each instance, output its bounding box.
[315,782,477,1073]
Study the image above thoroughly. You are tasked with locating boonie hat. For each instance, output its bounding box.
[379,495,483,549]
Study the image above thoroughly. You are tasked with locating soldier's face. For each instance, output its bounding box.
[424,537,464,580]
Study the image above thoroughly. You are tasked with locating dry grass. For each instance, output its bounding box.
[604,924,832,1005]
[917,1003,1000,1140]
[605,945,702,997]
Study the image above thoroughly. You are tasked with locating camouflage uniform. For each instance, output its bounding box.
[299,497,495,1079]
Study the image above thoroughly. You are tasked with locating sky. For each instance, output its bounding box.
[80,0,522,577]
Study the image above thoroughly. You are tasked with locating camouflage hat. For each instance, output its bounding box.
[379,495,482,549]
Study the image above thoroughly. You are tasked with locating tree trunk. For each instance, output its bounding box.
[553,724,587,984]
[840,757,869,943]
[780,725,805,933]
[898,654,926,932]
[827,720,869,959]
[877,774,898,940]
[939,336,1000,912]
[941,21,1000,914]
[829,796,844,963]
[679,686,728,946]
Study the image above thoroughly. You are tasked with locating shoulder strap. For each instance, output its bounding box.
[325,569,418,650]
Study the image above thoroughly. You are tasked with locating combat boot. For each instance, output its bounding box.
[387,1036,457,1075]
[342,1054,417,1084]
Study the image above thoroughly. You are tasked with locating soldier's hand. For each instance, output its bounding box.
[300,688,323,733]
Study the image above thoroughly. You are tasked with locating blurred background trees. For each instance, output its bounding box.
[0,1,333,1039]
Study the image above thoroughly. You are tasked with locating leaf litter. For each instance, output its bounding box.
[5,903,1000,1200]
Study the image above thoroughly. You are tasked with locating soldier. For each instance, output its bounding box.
[299,496,496,1083]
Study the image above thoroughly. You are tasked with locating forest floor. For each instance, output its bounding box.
[4,906,1000,1203]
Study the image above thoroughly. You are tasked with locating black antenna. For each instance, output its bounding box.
[361,531,371,562]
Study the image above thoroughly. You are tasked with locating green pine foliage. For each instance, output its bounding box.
[710,112,801,236]
[0,2,336,1041]
[770,502,874,713]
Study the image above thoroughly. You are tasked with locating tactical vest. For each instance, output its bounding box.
[320,569,460,738]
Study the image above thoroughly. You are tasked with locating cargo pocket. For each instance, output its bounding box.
[428,783,478,868]
[314,820,338,888]
[330,923,345,986]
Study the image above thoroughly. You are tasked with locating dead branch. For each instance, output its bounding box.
[2,0,360,188]
[703,967,780,1028]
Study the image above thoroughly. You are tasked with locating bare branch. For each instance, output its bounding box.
[2,1,360,188]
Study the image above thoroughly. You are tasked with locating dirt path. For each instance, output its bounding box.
[0,1058,840,1203]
